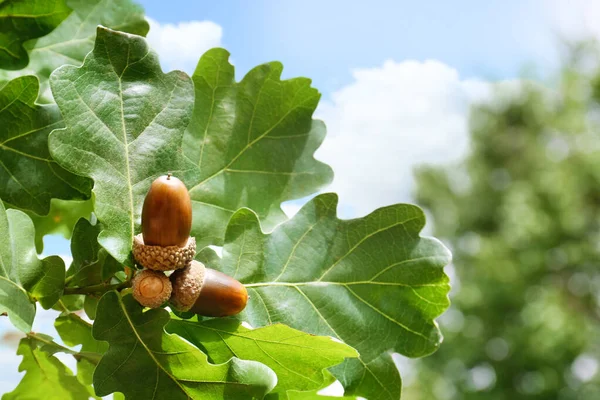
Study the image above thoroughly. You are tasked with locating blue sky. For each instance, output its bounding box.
[139,0,558,93]
[2,0,599,396]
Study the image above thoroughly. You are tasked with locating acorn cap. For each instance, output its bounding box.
[169,260,205,311]
[132,233,196,271]
[132,269,172,309]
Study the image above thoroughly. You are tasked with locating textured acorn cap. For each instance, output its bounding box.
[132,233,196,271]
[169,260,206,311]
[132,269,172,309]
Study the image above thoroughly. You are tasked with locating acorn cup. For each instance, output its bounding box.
[132,174,196,271]
[132,269,172,308]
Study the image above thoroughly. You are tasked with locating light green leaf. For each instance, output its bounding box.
[56,312,107,385]
[286,371,356,400]
[0,76,91,215]
[167,319,358,398]
[49,27,196,264]
[220,193,451,400]
[92,292,278,399]
[0,201,65,332]
[1,336,91,400]
[26,198,93,253]
[0,0,71,70]
[184,48,333,248]
[0,0,149,100]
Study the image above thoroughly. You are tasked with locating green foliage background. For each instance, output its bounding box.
[409,45,600,399]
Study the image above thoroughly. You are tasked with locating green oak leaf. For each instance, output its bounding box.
[0,76,91,215]
[52,294,85,312]
[56,312,107,385]
[49,27,196,264]
[0,200,66,332]
[66,218,122,287]
[218,193,451,400]
[92,292,278,399]
[2,335,91,400]
[26,198,93,253]
[167,319,358,398]
[0,0,149,100]
[0,0,71,70]
[184,48,333,248]
[83,294,100,319]
[286,371,356,400]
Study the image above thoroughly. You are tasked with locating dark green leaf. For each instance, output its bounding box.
[185,48,333,248]
[1,336,91,400]
[49,27,196,264]
[92,292,278,399]
[0,201,65,332]
[221,193,451,399]
[0,0,71,70]
[167,319,358,397]
[0,0,149,100]
[0,76,91,215]
[83,294,100,320]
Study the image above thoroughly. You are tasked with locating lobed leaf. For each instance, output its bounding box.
[167,318,358,398]
[216,193,451,399]
[55,312,107,384]
[92,292,278,400]
[2,335,91,400]
[0,76,91,215]
[0,0,149,100]
[184,48,333,248]
[49,27,196,264]
[0,0,71,70]
[0,200,65,332]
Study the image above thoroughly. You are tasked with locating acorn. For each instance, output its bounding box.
[132,269,172,308]
[169,260,248,317]
[132,174,196,271]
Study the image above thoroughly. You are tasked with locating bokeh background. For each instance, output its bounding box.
[2,1,600,398]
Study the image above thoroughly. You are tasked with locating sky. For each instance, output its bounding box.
[3,0,600,396]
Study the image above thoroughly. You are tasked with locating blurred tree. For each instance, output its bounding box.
[409,44,600,400]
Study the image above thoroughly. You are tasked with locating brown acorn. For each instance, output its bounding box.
[142,174,192,247]
[132,269,172,308]
[132,174,196,271]
[169,260,248,317]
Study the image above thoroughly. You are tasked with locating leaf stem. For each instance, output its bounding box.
[63,279,132,296]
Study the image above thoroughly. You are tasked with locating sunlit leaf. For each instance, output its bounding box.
[56,312,106,384]
[0,201,65,332]
[215,193,451,399]
[49,27,196,264]
[185,49,333,248]
[167,319,358,398]
[2,335,91,400]
[92,292,278,399]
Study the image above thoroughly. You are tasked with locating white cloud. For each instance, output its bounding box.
[146,17,223,75]
[315,60,493,217]
[548,0,600,42]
